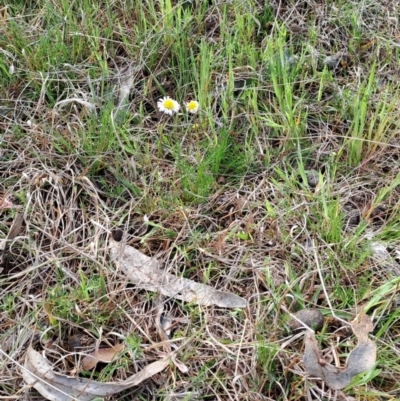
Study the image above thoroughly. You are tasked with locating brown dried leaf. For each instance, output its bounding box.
[109,239,247,308]
[288,308,324,332]
[7,213,24,240]
[303,315,377,390]
[0,213,24,266]
[171,354,189,374]
[351,315,373,342]
[81,344,124,371]
[23,346,169,401]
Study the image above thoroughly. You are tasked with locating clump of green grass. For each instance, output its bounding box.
[44,269,119,327]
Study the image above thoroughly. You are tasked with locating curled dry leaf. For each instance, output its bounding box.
[109,239,247,308]
[0,197,13,209]
[54,98,97,113]
[303,315,377,390]
[170,354,189,374]
[81,344,124,371]
[288,308,324,332]
[23,346,169,401]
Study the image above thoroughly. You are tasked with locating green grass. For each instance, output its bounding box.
[1,0,400,399]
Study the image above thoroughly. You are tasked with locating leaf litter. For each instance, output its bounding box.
[80,343,125,371]
[23,347,169,401]
[303,315,377,390]
[22,238,246,400]
[108,238,247,308]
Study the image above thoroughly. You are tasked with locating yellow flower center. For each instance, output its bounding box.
[187,101,197,111]
[163,99,174,110]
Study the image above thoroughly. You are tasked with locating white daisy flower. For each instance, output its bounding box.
[185,100,199,114]
[157,96,180,115]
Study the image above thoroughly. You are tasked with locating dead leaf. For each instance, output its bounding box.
[81,344,124,371]
[54,98,97,113]
[350,315,373,342]
[156,305,172,353]
[288,308,324,332]
[303,315,377,390]
[23,346,169,401]
[7,213,24,241]
[0,213,24,266]
[109,239,247,308]
[170,354,189,374]
[0,197,13,209]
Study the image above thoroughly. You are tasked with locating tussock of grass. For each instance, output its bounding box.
[1,1,400,400]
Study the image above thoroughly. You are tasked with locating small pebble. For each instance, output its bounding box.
[306,170,319,188]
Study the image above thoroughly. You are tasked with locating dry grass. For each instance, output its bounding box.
[1,1,400,400]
